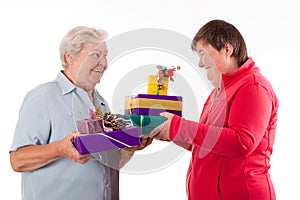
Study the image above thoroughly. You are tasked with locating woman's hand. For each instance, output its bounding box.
[56,131,90,164]
[149,112,174,141]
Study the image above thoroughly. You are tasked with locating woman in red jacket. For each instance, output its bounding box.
[152,20,278,200]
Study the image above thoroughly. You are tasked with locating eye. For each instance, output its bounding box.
[94,53,100,58]
[199,50,205,56]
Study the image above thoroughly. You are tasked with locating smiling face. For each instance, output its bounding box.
[194,40,223,88]
[194,40,238,88]
[65,42,108,91]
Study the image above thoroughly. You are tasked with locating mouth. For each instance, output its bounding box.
[92,69,104,73]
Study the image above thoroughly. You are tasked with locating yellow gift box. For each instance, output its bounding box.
[147,75,169,95]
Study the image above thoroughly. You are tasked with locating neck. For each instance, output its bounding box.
[63,69,95,104]
[63,68,76,85]
[87,90,94,105]
[225,58,239,75]
[227,64,239,74]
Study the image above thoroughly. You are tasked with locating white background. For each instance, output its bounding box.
[1,0,299,199]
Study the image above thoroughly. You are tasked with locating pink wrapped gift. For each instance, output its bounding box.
[76,118,104,134]
[76,108,105,134]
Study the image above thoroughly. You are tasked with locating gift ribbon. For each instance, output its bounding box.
[127,98,182,110]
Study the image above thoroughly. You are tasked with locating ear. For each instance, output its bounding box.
[224,43,234,57]
[65,52,73,65]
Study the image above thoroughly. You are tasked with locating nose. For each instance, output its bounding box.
[198,58,205,68]
[98,57,107,68]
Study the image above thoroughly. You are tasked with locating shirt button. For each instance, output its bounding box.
[68,112,73,116]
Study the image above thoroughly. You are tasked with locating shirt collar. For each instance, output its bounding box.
[56,71,76,95]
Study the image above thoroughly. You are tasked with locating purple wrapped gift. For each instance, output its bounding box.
[125,94,182,116]
[74,127,140,154]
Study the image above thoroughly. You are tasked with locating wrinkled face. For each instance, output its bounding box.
[72,42,108,90]
[194,40,226,88]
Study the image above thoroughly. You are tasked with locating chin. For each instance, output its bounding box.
[92,76,102,84]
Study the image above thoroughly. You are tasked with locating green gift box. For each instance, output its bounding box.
[123,114,167,135]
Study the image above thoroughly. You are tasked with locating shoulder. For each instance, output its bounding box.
[238,69,278,105]
[243,68,275,93]
[23,80,61,103]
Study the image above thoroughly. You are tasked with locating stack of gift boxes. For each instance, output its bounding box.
[74,65,182,154]
[124,65,182,135]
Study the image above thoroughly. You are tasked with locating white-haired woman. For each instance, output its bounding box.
[10,26,151,200]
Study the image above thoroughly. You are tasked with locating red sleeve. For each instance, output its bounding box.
[170,116,192,151]
[169,84,273,157]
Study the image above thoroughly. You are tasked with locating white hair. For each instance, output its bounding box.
[59,26,108,68]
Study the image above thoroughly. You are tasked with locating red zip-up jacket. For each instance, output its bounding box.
[170,58,278,200]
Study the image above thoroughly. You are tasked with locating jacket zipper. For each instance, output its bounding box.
[205,89,220,124]
[217,170,223,200]
[186,172,191,198]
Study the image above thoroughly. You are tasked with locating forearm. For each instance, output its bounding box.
[171,115,260,156]
[170,85,272,157]
[10,141,61,172]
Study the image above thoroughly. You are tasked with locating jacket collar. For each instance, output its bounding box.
[221,57,257,87]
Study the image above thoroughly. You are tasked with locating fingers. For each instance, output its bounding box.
[141,136,154,147]
[75,154,91,164]
[149,123,165,138]
[123,136,154,152]
[69,149,91,164]
[146,137,154,146]
[152,113,172,141]
[135,137,150,150]
[154,135,170,141]
[138,138,147,150]
[160,112,174,119]
[154,133,166,141]
[57,131,90,164]
[69,131,80,143]
[61,131,80,145]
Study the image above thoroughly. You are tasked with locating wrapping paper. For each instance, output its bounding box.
[125,94,182,116]
[123,114,167,135]
[147,75,169,95]
[74,127,140,155]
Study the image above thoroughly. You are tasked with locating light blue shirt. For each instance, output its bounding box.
[11,71,120,200]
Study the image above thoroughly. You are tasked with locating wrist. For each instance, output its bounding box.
[52,140,63,157]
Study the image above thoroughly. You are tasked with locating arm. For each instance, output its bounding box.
[159,84,273,157]
[10,131,90,172]
[152,112,192,151]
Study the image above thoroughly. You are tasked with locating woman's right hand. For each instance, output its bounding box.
[56,131,91,164]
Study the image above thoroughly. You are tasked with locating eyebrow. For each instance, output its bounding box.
[92,50,108,54]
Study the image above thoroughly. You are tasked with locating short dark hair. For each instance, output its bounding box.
[191,20,248,67]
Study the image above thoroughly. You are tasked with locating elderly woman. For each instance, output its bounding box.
[10,26,150,200]
[153,20,278,200]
